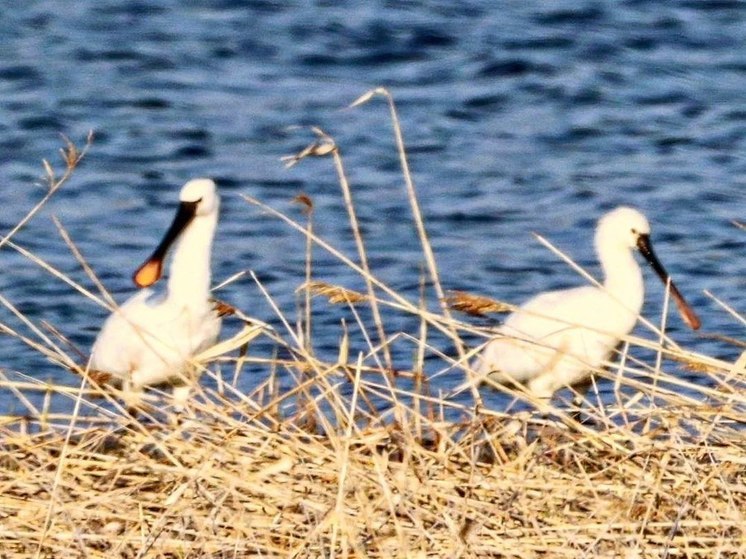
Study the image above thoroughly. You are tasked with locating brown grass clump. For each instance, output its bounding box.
[1,97,746,558]
[2,396,746,557]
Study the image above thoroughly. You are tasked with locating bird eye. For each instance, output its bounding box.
[631,227,638,235]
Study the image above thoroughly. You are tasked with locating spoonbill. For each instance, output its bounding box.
[89,178,222,412]
[471,206,700,406]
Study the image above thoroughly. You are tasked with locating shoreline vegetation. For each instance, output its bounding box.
[1,90,745,557]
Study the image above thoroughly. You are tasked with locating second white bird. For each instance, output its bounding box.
[472,206,700,404]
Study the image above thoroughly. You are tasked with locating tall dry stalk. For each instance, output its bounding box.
[0,132,92,253]
[283,127,393,371]
[350,88,460,342]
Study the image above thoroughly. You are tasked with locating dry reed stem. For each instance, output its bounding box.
[284,127,393,371]
[295,193,315,353]
[350,88,462,351]
[0,132,92,253]
[351,87,478,409]
[704,289,746,327]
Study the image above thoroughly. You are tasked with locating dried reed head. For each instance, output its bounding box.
[445,290,512,317]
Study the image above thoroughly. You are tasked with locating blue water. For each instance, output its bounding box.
[0,1,744,417]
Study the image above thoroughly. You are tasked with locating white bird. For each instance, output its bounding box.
[90,178,222,412]
[471,206,700,406]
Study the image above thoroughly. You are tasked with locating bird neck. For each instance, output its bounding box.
[167,214,216,306]
[600,246,645,314]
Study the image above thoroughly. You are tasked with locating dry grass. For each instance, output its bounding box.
[1,94,745,558]
[3,403,746,558]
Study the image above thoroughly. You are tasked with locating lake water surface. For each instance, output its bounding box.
[0,1,744,417]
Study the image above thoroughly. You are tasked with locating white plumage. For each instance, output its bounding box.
[90,178,222,410]
[472,207,700,403]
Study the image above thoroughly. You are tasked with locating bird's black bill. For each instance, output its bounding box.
[132,201,199,288]
[637,234,701,330]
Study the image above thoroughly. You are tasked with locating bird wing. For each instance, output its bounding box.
[474,286,630,383]
[89,290,154,376]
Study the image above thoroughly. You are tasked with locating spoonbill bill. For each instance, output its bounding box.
[90,178,222,411]
[471,206,700,406]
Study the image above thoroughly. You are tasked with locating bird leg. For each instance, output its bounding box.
[568,377,592,423]
[171,385,192,420]
[121,380,144,418]
[570,377,592,408]
[116,380,162,426]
